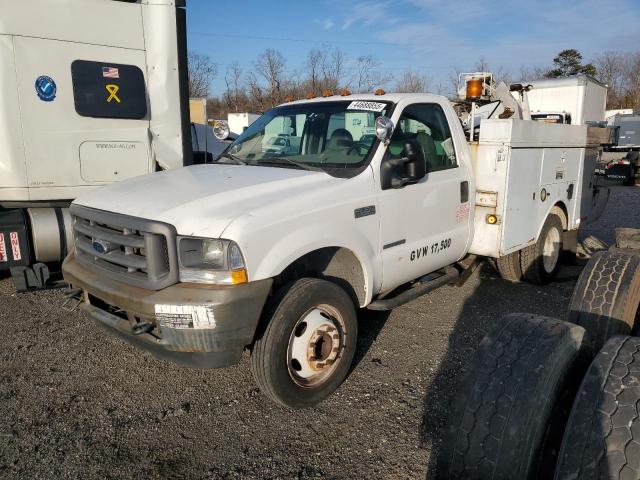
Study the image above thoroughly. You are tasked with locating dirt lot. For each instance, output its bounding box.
[1,186,638,480]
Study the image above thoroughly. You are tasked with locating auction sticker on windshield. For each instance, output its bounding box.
[347,101,386,112]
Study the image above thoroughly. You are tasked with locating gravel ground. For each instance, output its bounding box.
[1,186,638,480]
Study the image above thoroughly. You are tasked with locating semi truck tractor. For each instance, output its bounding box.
[62,72,613,408]
[0,0,191,290]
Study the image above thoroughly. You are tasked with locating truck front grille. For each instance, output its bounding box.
[70,205,179,290]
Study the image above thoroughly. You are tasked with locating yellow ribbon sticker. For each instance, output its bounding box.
[106,84,121,103]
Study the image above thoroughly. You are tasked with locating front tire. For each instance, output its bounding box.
[250,278,358,409]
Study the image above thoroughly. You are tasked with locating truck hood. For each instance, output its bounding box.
[73,164,335,238]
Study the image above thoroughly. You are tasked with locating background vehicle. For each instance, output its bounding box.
[0,0,191,290]
[63,72,616,408]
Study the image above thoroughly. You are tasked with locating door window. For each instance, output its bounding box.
[389,104,457,173]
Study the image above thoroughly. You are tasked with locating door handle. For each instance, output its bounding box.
[460,181,469,203]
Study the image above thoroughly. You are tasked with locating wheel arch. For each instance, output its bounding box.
[532,202,568,244]
[273,246,368,308]
[550,202,568,230]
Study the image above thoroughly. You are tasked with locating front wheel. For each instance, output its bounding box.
[250,278,358,409]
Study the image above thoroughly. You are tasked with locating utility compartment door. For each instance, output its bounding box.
[13,35,151,197]
[501,148,543,251]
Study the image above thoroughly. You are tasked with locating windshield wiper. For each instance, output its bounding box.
[218,152,247,165]
[256,157,325,173]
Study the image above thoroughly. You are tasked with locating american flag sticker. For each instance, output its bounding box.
[102,66,120,79]
[10,232,21,261]
[0,233,7,262]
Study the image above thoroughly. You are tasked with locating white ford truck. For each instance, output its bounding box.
[63,86,610,408]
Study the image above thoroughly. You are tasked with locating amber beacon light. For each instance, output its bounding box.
[466,79,483,100]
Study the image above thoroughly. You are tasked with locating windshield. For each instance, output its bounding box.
[221,101,392,173]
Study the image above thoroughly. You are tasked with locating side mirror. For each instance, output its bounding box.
[404,139,426,180]
[380,139,427,189]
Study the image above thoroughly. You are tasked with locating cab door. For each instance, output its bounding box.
[377,102,472,292]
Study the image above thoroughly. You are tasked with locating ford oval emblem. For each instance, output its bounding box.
[92,240,109,255]
[35,75,57,102]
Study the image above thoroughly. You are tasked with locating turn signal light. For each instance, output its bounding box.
[486,214,498,225]
[230,269,248,285]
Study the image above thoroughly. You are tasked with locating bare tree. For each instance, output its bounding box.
[255,49,286,107]
[246,71,266,112]
[188,52,217,98]
[224,61,244,113]
[306,48,323,94]
[474,57,490,72]
[305,47,345,94]
[622,52,640,111]
[518,65,547,82]
[394,69,429,93]
[321,49,345,91]
[352,55,391,93]
[593,51,627,108]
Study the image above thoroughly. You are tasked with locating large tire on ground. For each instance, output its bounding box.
[567,251,640,352]
[250,278,358,409]
[555,336,640,480]
[495,251,523,282]
[520,213,564,285]
[437,313,591,480]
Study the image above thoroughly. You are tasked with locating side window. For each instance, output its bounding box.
[71,60,147,119]
[389,104,457,172]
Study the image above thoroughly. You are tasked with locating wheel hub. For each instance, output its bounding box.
[543,226,561,274]
[288,307,344,386]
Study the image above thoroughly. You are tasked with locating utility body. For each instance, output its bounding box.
[63,84,611,407]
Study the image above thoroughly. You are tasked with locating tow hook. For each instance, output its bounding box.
[61,288,83,312]
[132,321,155,336]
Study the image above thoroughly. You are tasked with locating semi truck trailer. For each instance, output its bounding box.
[0,0,191,290]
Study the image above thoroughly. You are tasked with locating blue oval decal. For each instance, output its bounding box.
[35,75,57,102]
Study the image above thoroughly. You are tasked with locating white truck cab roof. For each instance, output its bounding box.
[282,92,447,107]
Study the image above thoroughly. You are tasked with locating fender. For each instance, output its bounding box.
[226,217,380,307]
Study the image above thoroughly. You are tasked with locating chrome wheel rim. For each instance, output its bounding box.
[543,226,561,273]
[287,305,346,387]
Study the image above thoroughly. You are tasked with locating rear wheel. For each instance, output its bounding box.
[521,214,564,285]
[567,250,640,352]
[495,250,523,282]
[555,336,640,480]
[437,313,591,480]
[250,278,357,409]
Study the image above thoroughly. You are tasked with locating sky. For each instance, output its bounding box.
[186,0,640,96]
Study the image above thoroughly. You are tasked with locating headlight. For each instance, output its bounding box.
[178,237,248,285]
